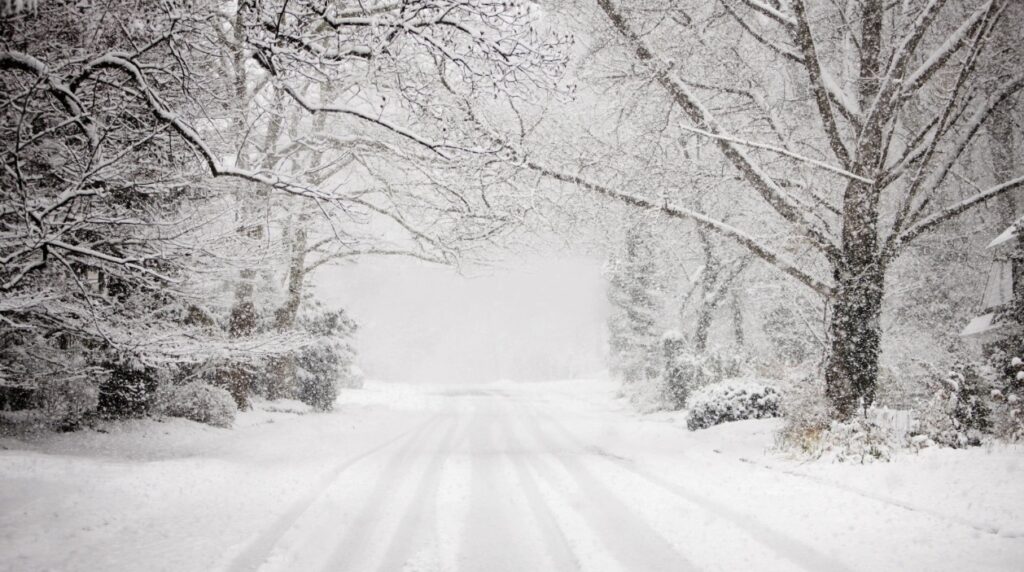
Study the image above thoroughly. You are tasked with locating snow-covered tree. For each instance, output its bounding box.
[1,0,567,421]
[514,0,1024,419]
[606,220,663,383]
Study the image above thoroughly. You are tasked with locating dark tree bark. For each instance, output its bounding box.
[731,292,745,347]
[824,260,885,417]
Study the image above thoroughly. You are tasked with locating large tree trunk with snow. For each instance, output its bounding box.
[824,259,885,418]
[826,157,886,418]
[823,0,887,417]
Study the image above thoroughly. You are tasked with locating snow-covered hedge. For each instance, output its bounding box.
[155,383,236,428]
[686,379,781,431]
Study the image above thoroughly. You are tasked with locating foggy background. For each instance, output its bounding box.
[314,255,610,384]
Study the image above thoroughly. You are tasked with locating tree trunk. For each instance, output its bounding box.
[223,293,258,410]
[220,85,286,407]
[693,309,713,353]
[693,229,720,353]
[731,292,744,347]
[265,209,310,398]
[692,231,752,353]
[825,178,886,418]
[824,263,884,418]
[264,80,332,396]
[825,0,887,419]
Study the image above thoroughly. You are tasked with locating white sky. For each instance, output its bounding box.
[313,254,610,384]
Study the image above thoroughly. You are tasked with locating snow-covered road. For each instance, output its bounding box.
[2,380,1023,571]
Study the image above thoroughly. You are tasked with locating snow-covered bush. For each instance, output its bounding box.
[987,354,1024,441]
[776,379,904,462]
[155,382,236,428]
[776,375,832,454]
[663,339,745,410]
[0,385,35,412]
[686,379,781,430]
[916,362,991,448]
[805,417,897,463]
[97,361,159,418]
[294,308,356,411]
[36,377,99,430]
[296,342,339,411]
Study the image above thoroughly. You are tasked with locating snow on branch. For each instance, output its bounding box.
[864,0,990,138]
[735,0,797,29]
[900,1,993,97]
[897,71,1024,230]
[674,109,869,183]
[790,0,851,168]
[50,53,364,204]
[278,85,449,157]
[720,1,802,62]
[719,1,859,123]
[304,247,448,273]
[893,174,1024,251]
[526,160,835,298]
[595,0,842,265]
[882,19,996,241]
[0,51,99,150]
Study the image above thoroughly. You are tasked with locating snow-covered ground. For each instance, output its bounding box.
[1,380,1022,571]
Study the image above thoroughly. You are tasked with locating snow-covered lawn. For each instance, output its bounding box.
[1,380,1022,571]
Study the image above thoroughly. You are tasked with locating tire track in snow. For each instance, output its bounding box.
[225,413,442,572]
[460,407,518,571]
[531,408,854,572]
[512,403,699,572]
[375,420,460,571]
[496,413,581,572]
[503,410,623,571]
[456,399,578,572]
[321,415,454,571]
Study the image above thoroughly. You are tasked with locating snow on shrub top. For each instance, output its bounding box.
[686,379,781,431]
[155,382,236,428]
